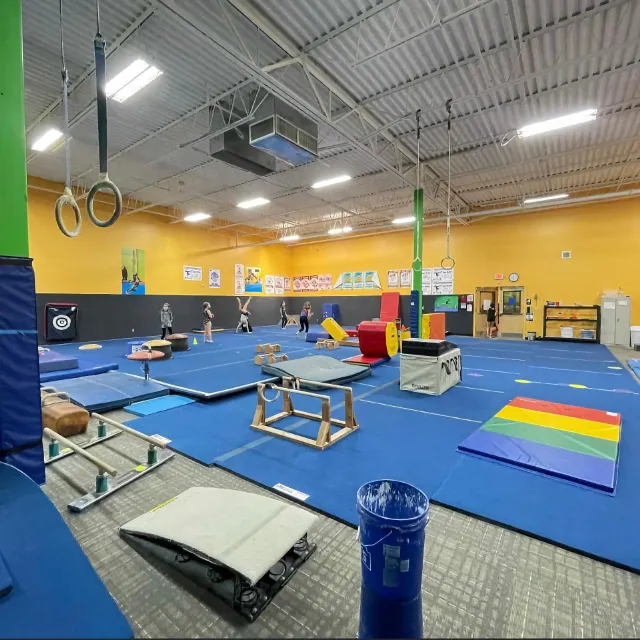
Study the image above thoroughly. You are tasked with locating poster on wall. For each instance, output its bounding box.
[121,248,146,295]
[433,267,454,283]
[234,263,245,295]
[293,276,302,292]
[265,275,275,295]
[320,274,332,290]
[275,276,285,295]
[183,265,202,281]
[208,269,221,289]
[309,275,319,291]
[353,272,364,289]
[400,269,411,288]
[284,277,292,291]
[434,295,459,312]
[245,266,262,293]
[364,271,382,289]
[433,282,454,295]
[333,272,353,290]
[388,270,399,288]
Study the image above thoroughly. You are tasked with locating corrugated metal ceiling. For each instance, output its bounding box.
[22,0,640,242]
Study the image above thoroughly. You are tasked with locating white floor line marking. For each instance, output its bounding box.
[456,385,505,394]
[352,382,379,388]
[530,366,622,376]
[464,354,525,362]
[466,367,521,375]
[359,399,482,423]
[533,355,616,363]
[157,347,310,378]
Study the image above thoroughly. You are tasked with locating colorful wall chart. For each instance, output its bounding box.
[121,248,146,295]
[245,266,262,293]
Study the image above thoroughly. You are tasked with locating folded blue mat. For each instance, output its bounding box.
[40,358,118,383]
[626,359,640,380]
[125,394,195,417]
[0,462,133,638]
[44,371,169,412]
[38,350,79,373]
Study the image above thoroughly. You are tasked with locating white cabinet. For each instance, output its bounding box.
[601,295,631,346]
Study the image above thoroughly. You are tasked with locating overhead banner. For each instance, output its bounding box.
[121,248,146,295]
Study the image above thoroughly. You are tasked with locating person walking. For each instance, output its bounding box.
[297,301,312,337]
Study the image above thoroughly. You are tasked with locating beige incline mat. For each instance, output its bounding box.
[120,487,318,585]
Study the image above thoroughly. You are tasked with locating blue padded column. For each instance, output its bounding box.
[0,256,45,484]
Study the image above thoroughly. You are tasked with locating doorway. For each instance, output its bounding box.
[498,286,525,338]
[475,287,498,337]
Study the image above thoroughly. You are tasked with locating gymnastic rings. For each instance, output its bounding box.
[86,174,122,228]
[259,384,281,404]
[55,187,83,238]
[440,256,456,270]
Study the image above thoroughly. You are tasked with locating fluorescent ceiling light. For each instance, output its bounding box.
[111,66,162,103]
[31,128,63,152]
[517,109,597,138]
[522,194,569,205]
[237,197,270,209]
[106,59,162,103]
[281,234,300,242]
[392,216,415,224]
[183,212,211,222]
[328,226,353,235]
[311,175,352,189]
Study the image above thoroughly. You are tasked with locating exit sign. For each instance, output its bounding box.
[494,273,504,280]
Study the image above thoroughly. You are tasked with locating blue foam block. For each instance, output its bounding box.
[458,429,617,493]
[125,394,195,417]
[38,350,79,373]
[40,358,118,383]
[627,358,640,380]
[305,327,330,343]
[0,462,133,638]
[45,372,169,412]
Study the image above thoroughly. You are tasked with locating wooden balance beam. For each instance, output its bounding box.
[251,378,358,450]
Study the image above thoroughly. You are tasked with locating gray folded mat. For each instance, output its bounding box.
[261,355,371,388]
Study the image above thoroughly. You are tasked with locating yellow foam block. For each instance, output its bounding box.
[421,314,430,339]
[321,317,349,342]
[497,405,620,442]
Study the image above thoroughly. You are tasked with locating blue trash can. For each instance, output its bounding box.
[127,340,145,355]
[357,479,429,639]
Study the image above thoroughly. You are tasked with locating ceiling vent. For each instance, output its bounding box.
[561,250,572,259]
[250,95,318,166]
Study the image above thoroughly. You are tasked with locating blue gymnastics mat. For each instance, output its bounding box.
[44,371,169,412]
[125,394,195,417]
[0,462,133,638]
[38,349,78,373]
[626,358,640,380]
[40,357,118,383]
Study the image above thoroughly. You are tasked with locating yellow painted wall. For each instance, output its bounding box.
[288,197,640,332]
[27,183,292,295]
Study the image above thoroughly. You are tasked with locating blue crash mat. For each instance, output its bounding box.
[627,359,640,380]
[125,394,195,417]
[40,357,118,383]
[38,349,79,373]
[44,371,169,412]
[0,462,133,638]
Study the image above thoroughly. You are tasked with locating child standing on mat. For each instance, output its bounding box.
[486,302,497,338]
[160,302,173,339]
[297,301,312,337]
[280,300,288,329]
[203,302,214,343]
[236,297,253,333]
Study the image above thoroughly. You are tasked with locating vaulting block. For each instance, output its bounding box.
[422,313,445,340]
[321,318,349,342]
[458,397,621,493]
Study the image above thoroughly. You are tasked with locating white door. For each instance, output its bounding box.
[615,298,631,347]
[600,297,616,345]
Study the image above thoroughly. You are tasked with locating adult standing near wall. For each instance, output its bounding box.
[280,300,288,329]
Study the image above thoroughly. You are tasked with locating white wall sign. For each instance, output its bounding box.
[183,265,202,281]
[234,263,245,294]
[208,269,221,288]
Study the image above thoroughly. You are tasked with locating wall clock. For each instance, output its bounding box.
[509,272,519,282]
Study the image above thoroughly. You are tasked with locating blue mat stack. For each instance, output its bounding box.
[0,256,44,485]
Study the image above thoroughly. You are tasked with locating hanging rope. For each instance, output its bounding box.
[86,0,122,228]
[441,98,455,270]
[54,0,82,238]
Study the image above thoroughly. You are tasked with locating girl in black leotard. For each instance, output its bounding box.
[203,302,214,343]
[280,300,288,329]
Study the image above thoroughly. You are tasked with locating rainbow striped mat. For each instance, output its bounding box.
[458,397,621,493]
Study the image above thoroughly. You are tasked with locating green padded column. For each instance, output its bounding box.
[0,0,29,257]
[412,188,424,337]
